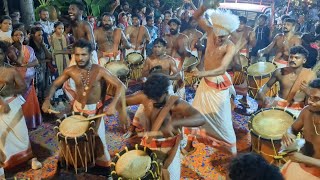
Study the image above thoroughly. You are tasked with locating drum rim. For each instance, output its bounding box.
[110,144,158,179]
[55,112,95,141]
[245,62,277,78]
[248,107,296,141]
[125,52,145,66]
[183,54,199,72]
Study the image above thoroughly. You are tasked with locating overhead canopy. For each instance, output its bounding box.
[219,3,270,13]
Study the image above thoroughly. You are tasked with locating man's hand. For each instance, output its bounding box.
[161,121,179,137]
[191,69,206,78]
[300,81,308,93]
[282,132,296,147]
[41,99,52,113]
[257,50,264,57]
[0,103,11,114]
[288,152,308,164]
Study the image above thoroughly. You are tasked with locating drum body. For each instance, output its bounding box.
[54,112,96,173]
[126,52,145,80]
[246,62,278,99]
[249,108,295,165]
[111,144,159,180]
[105,61,130,96]
[233,55,249,85]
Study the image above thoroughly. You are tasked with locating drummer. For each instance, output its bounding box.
[257,46,316,117]
[42,39,126,176]
[125,14,150,56]
[94,13,131,64]
[123,38,181,138]
[258,18,301,68]
[119,73,205,180]
[164,18,193,98]
[281,78,320,179]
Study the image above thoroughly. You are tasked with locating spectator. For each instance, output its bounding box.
[0,15,12,44]
[118,12,129,30]
[228,153,284,180]
[145,15,158,56]
[301,33,318,69]
[38,8,54,35]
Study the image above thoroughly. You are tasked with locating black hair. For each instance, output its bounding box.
[289,45,309,58]
[258,14,268,21]
[54,21,64,28]
[0,41,8,53]
[239,16,247,24]
[309,78,320,88]
[229,153,284,180]
[33,21,41,26]
[11,28,25,37]
[0,15,11,24]
[70,1,85,11]
[315,34,320,42]
[131,13,141,20]
[30,26,43,35]
[153,38,167,46]
[143,74,170,101]
[284,18,296,25]
[281,15,291,22]
[39,8,49,14]
[164,10,172,16]
[12,23,24,30]
[315,23,320,35]
[168,18,181,26]
[73,39,93,53]
[301,33,315,44]
[146,7,154,16]
[101,12,115,21]
[146,15,154,22]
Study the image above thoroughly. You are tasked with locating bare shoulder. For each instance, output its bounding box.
[178,33,189,39]
[165,55,176,64]
[196,30,203,37]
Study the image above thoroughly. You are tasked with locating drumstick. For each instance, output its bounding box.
[84,113,107,121]
[120,88,127,125]
[48,109,60,114]
[137,131,164,137]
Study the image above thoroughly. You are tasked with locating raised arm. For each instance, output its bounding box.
[193,5,212,33]
[120,30,132,49]
[259,34,279,55]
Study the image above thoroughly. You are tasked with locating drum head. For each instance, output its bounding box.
[249,109,294,140]
[183,55,199,71]
[126,52,144,65]
[59,115,90,138]
[247,62,276,76]
[115,150,151,179]
[106,62,130,77]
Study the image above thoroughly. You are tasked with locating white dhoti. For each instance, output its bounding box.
[63,51,99,102]
[281,160,320,180]
[187,73,237,154]
[0,96,33,171]
[73,100,110,167]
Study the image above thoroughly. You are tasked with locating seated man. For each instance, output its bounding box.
[42,39,126,175]
[257,46,316,117]
[229,153,284,180]
[281,78,320,179]
[0,41,32,178]
[121,74,205,179]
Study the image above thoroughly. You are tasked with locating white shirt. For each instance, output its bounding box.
[0,30,12,43]
[39,20,54,34]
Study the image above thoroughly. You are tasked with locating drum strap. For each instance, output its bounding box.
[146,95,179,144]
[286,68,314,103]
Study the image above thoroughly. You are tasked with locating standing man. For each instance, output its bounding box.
[42,39,126,175]
[258,18,302,68]
[185,6,239,155]
[0,41,32,179]
[257,46,316,117]
[38,8,54,35]
[182,17,204,59]
[94,13,131,64]
[125,14,150,56]
[145,15,158,56]
[281,78,320,179]
[250,14,271,63]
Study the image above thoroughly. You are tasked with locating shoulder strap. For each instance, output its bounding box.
[286,68,314,103]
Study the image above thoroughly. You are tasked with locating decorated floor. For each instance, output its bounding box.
[5,86,253,180]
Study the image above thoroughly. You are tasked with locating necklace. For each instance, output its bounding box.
[312,116,320,136]
[79,65,92,96]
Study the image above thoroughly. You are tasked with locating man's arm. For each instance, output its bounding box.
[168,58,181,80]
[42,68,72,112]
[12,69,27,95]
[259,34,279,55]
[125,91,146,106]
[141,58,151,77]
[84,22,96,50]
[120,30,132,49]
[193,5,213,34]
[257,69,280,105]
[143,26,151,45]
[171,100,205,128]
[199,43,235,77]
[178,35,192,59]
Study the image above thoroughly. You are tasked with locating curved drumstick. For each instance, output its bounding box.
[48,109,60,114]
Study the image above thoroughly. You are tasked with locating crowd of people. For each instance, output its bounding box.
[0,0,320,179]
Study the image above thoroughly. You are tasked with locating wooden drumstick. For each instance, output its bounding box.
[120,88,127,125]
[137,131,164,137]
[48,109,60,114]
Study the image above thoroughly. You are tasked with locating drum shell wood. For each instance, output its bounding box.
[233,55,249,85]
[126,52,145,80]
[246,62,278,99]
